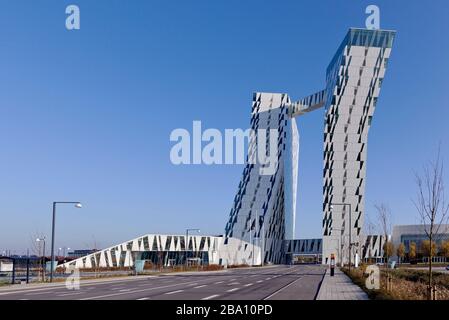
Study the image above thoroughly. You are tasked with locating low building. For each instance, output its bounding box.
[62,234,262,269]
[0,261,13,272]
[391,224,449,262]
[285,239,322,264]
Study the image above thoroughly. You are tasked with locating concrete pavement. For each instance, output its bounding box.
[0,265,326,300]
[316,268,368,300]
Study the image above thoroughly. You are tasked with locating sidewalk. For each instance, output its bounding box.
[316,268,368,300]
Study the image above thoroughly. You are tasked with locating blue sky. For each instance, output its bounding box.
[1,1,448,254]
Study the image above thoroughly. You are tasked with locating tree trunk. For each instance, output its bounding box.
[429,229,433,300]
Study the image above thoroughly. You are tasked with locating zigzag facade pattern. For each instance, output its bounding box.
[322,29,395,264]
[63,28,395,269]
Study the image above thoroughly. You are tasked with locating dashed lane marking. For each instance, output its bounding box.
[164,290,184,295]
[202,294,219,300]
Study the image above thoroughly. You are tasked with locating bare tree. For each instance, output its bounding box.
[374,203,393,264]
[29,231,45,256]
[88,236,100,277]
[364,213,377,263]
[413,149,449,299]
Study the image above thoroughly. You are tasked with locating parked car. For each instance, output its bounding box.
[445,265,449,271]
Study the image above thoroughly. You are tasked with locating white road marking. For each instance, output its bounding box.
[25,291,56,296]
[263,275,304,300]
[201,294,219,300]
[58,292,83,297]
[244,283,253,287]
[226,288,239,292]
[80,276,226,300]
[256,280,263,283]
[164,290,184,295]
[119,289,131,292]
[137,297,150,300]
[228,282,240,285]
[214,281,224,284]
[265,278,271,280]
[71,269,291,300]
[194,285,207,289]
[0,276,159,297]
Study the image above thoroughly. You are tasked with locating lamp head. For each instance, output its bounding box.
[75,203,82,208]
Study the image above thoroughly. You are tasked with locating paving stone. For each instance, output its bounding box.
[316,268,368,300]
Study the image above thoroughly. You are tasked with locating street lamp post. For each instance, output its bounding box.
[330,228,343,266]
[185,229,200,270]
[330,203,352,273]
[59,247,70,258]
[36,237,46,282]
[50,201,82,282]
[258,212,265,267]
[249,228,252,266]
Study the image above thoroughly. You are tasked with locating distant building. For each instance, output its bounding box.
[391,224,449,262]
[0,261,13,272]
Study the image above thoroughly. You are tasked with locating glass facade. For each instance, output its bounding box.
[327,28,396,76]
[401,233,449,252]
[140,251,209,266]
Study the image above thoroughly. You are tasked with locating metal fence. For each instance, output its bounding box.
[0,257,45,284]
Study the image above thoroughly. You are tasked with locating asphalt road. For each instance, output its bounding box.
[0,265,326,300]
